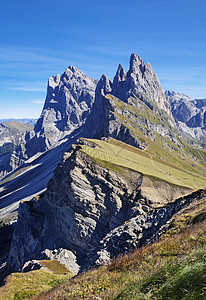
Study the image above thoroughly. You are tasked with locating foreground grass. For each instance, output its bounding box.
[115,247,206,300]
[38,197,206,299]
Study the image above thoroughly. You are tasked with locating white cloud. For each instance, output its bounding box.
[28,100,45,104]
[9,87,45,92]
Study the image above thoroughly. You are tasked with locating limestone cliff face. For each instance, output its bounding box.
[165,90,206,141]
[8,140,190,274]
[93,189,206,266]
[113,54,171,115]
[34,66,98,144]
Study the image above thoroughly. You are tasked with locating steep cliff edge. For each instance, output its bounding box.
[34,66,98,144]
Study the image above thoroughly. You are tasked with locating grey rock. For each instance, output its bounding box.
[113,54,172,115]
[22,260,42,272]
[165,90,206,141]
[165,90,196,124]
[112,64,127,100]
[0,67,98,179]
[0,122,33,157]
[165,90,206,128]
[92,189,206,266]
[34,66,98,145]
[42,248,80,275]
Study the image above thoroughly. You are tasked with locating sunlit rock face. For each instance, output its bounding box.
[34,66,98,144]
[112,54,171,115]
[166,90,206,140]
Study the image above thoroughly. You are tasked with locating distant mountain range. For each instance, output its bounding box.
[0,119,37,125]
[0,54,206,287]
[0,121,34,157]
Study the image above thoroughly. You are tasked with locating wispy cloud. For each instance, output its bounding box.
[9,87,45,92]
[28,100,45,104]
[0,47,65,63]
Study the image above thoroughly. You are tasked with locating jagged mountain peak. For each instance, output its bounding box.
[98,74,112,96]
[129,53,145,73]
[62,65,95,80]
[128,53,154,76]
[34,66,98,143]
[115,64,126,80]
[0,53,175,181]
[130,53,144,64]
[111,54,171,115]
[48,74,61,89]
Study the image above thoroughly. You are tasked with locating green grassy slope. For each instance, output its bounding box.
[105,94,206,178]
[80,137,206,190]
[0,260,73,300]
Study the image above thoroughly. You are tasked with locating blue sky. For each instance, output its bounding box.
[0,0,206,118]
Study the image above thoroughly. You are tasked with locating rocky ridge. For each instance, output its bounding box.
[93,188,206,267]
[8,140,191,275]
[113,54,171,115]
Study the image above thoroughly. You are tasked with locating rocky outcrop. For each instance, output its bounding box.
[166,90,206,127]
[7,140,190,274]
[83,77,148,149]
[93,189,206,266]
[165,91,197,124]
[34,66,98,144]
[0,122,33,157]
[165,90,206,141]
[113,54,171,115]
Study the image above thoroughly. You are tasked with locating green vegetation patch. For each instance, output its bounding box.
[39,260,71,275]
[14,290,37,300]
[105,93,206,181]
[0,269,72,300]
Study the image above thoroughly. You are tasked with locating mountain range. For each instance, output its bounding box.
[0,54,206,294]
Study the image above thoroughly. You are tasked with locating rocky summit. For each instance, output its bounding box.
[0,54,206,288]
